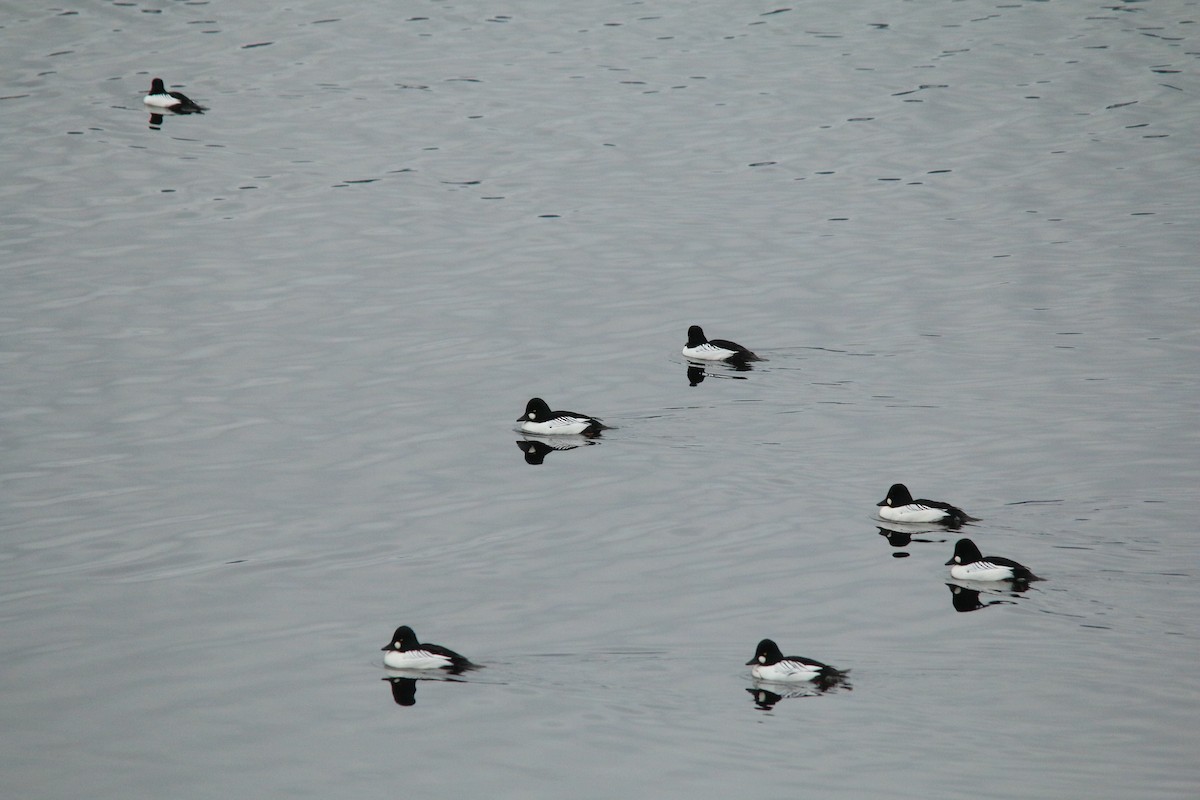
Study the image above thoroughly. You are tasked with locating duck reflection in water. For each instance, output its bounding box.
[945,581,1022,613]
[384,676,418,706]
[684,363,750,386]
[515,436,596,465]
[746,678,850,710]
[876,523,948,555]
[382,674,471,707]
[147,109,208,131]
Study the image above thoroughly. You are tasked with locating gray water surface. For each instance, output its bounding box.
[3,2,1199,798]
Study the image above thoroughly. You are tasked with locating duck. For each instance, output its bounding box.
[516,397,608,437]
[945,538,1041,583]
[682,325,761,363]
[143,77,206,114]
[746,638,848,685]
[876,483,978,527]
[381,626,478,672]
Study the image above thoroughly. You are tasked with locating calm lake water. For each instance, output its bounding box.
[3,1,1198,797]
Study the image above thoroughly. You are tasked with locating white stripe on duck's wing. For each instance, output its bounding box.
[752,659,825,683]
[383,648,454,670]
[683,342,737,360]
[143,94,178,108]
[916,498,978,523]
[537,415,599,434]
[879,502,954,524]
[952,560,1015,581]
[706,338,760,361]
[546,420,588,434]
[779,659,824,676]
[682,341,761,363]
[521,421,592,436]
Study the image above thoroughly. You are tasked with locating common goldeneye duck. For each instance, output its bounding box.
[516,397,608,437]
[143,77,206,114]
[945,538,1041,583]
[381,626,478,673]
[682,325,762,364]
[746,638,848,685]
[876,483,978,527]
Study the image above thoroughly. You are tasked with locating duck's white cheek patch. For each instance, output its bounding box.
[758,656,766,663]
